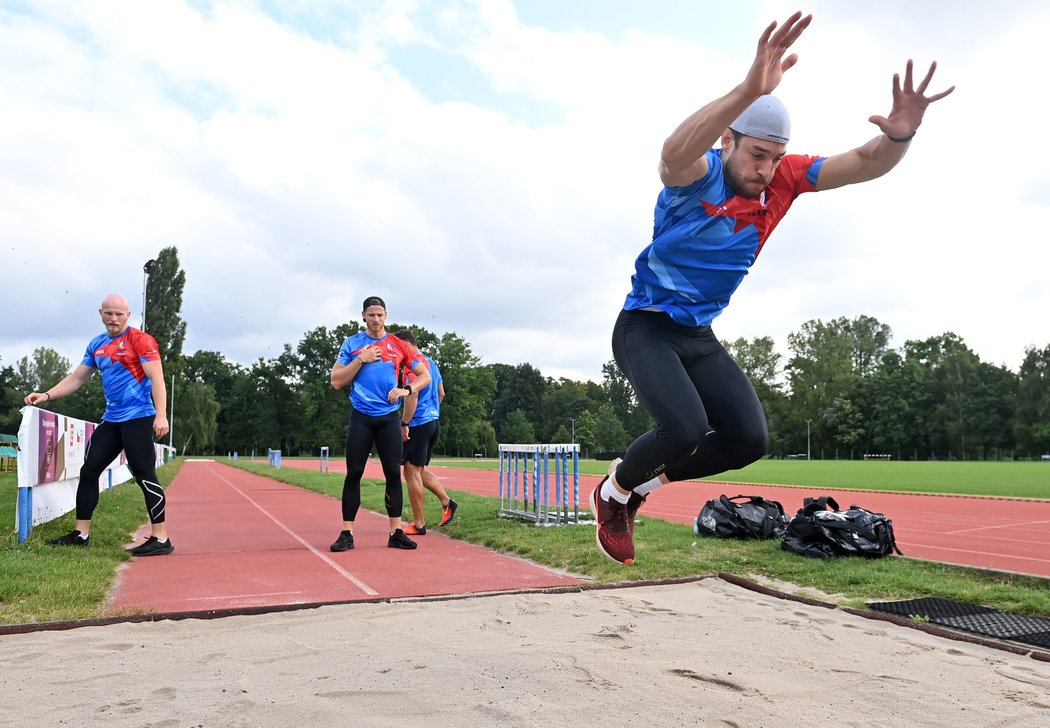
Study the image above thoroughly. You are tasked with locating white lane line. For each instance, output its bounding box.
[206,466,379,596]
[944,519,1050,536]
[904,541,1050,565]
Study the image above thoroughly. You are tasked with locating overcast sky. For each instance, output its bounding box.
[2,1,1046,383]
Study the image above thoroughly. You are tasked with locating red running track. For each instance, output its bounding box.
[284,458,1050,579]
[107,460,583,616]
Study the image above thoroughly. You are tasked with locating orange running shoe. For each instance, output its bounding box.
[402,522,427,536]
[439,499,459,527]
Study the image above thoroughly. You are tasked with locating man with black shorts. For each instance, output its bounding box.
[330,297,431,552]
[394,330,458,535]
[23,293,173,556]
[591,12,954,564]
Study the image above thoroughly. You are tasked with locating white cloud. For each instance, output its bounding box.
[1,1,1046,385]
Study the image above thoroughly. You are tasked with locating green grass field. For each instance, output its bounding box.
[0,462,182,625]
[432,458,1050,499]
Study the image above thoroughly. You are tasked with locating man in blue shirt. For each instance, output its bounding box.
[330,296,431,552]
[24,293,173,556]
[591,12,954,564]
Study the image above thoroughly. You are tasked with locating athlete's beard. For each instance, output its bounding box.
[723,154,765,200]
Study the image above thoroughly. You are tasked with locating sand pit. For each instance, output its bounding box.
[2,579,1048,727]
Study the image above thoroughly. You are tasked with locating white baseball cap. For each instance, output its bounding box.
[729,95,790,144]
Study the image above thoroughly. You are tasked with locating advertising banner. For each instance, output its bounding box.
[15,407,175,538]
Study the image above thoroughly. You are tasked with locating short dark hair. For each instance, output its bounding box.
[394,329,417,346]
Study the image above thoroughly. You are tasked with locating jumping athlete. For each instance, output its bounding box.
[23,293,173,556]
[394,329,458,535]
[330,296,431,552]
[591,12,954,564]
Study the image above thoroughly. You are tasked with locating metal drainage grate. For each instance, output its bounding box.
[868,597,1050,651]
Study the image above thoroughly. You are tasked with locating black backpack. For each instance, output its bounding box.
[781,496,903,558]
[694,495,790,540]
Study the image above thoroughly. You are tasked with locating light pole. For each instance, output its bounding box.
[570,417,576,444]
[141,259,157,330]
[806,419,812,461]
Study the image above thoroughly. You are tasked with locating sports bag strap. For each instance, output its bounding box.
[719,495,763,538]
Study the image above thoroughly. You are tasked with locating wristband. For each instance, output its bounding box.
[404,383,412,395]
[886,131,915,143]
[401,421,410,427]
[44,392,51,400]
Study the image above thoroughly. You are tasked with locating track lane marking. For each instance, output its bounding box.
[207,465,379,596]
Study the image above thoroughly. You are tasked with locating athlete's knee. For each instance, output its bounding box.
[657,419,708,458]
[729,425,769,468]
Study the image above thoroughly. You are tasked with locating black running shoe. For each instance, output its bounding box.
[127,536,157,554]
[133,538,174,556]
[46,530,89,546]
[330,530,355,552]
[439,499,458,527]
[387,529,417,550]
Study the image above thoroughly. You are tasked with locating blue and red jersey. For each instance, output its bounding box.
[336,331,422,416]
[404,355,442,427]
[81,327,161,422]
[624,148,825,327]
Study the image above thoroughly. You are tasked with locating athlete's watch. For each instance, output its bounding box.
[404,383,412,395]
[401,421,411,427]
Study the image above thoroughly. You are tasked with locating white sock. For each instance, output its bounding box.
[78,532,89,541]
[601,477,631,504]
[156,538,168,544]
[633,476,665,497]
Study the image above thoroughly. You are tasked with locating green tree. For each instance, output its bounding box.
[574,409,598,456]
[490,363,547,436]
[435,333,495,456]
[14,347,71,394]
[295,324,360,453]
[501,408,536,444]
[1015,344,1050,457]
[538,378,593,442]
[723,336,788,452]
[143,246,187,375]
[173,380,220,455]
[591,403,628,453]
[786,316,892,457]
[0,358,24,432]
[601,360,651,440]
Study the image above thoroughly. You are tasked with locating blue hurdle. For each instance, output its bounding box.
[498,443,587,525]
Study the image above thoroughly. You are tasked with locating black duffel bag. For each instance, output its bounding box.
[781,496,903,558]
[694,495,789,540]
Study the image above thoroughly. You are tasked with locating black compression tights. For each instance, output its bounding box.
[611,308,769,490]
[77,416,165,523]
[342,408,404,521]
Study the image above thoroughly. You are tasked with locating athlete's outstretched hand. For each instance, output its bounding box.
[868,60,954,139]
[742,11,812,97]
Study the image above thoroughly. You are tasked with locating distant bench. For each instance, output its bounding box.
[863,454,892,461]
[0,433,17,472]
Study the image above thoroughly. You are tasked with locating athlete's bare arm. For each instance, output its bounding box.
[23,364,95,405]
[659,12,811,188]
[817,60,954,191]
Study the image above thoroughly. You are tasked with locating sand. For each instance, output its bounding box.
[2,578,1048,727]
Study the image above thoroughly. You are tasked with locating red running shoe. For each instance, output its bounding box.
[589,479,635,565]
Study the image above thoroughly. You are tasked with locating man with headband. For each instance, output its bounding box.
[330,296,430,552]
[591,12,954,564]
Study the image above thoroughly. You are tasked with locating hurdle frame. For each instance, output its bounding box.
[320,446,330,473]
[498,443,589,526]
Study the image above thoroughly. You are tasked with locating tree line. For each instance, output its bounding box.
[2,250,1048,461]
